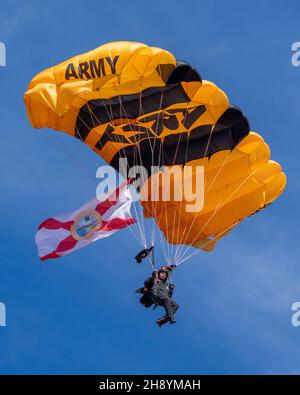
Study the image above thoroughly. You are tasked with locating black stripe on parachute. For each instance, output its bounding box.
[75,84,190,141]
[74,57,249,172]
[108,105,250,172]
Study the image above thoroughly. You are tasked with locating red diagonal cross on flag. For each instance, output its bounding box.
[36,180,135,261]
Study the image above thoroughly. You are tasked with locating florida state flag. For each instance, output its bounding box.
[36,181,135,261]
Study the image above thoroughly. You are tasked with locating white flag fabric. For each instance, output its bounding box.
[36,181,135,261]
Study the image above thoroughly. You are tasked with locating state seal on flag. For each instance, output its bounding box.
[71,210,102,240]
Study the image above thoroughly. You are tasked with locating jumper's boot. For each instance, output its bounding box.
[156,315,171,327]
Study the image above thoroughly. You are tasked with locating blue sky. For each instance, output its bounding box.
[0,0,299,374]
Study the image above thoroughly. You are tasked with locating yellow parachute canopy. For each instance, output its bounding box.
[24,41,286,253]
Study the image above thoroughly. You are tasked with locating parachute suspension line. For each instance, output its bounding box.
[162,102,193,265]
[53,109,144,250]
[51,109,143,253]
[148,90,162,248]
[148,246,156,271]
[136,91,156,249]
[174,151,231,262]
[174,105,229,254]
[173,101,221,264]
[171,104,193,264]
[112,98,147,248]
[175,168,259,264]
[84,101,146,248]
[137,88,157,247]
[116,99,147,248]
[175,153,242,262]
[146,89,173,264]
[122,85,172,264]
[47,123,144,256]
[176,218,244,266]
[119,86,171,265]
[157,121,175,264]
[159,144,173,262]
[72,115,144,249]
[88,84,167,261]
[116,95,149,249]
[138,88,173,265]
[172,103,232,265]
[81,91,240,267]
[45,127,152,256]
[45,127,151,256]
[206,154,231,193]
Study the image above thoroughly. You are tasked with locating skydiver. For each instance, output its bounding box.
[135,265,179,327]
[152,265,179,327]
